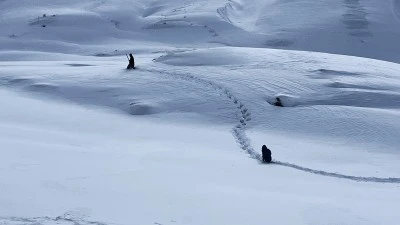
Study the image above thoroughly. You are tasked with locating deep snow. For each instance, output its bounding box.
[1,0,400,225]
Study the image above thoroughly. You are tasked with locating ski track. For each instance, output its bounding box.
[145,66,400,184]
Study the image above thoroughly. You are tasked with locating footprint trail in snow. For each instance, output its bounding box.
[146,65,400,184]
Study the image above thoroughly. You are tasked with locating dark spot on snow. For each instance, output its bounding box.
[110,19,120,28]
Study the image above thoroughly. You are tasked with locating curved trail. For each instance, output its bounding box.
[144,66,400,184]
[272,161,400,183]
[145,67,258,157]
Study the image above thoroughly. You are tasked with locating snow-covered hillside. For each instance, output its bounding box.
[221,0,400,62]
[1,0,400,62]
[1,0,400,225]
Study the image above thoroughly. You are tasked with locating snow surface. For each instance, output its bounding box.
[1,0,400,225]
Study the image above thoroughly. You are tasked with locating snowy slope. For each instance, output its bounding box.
[1,0,400,225]
[1,0,400,61]
[1,48,400,225]
[221,0,400,62]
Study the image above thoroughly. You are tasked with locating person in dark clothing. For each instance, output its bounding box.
[126,53,135,69]
[274,97,283,107]
[261,145,272,163]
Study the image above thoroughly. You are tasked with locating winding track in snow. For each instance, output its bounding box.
[145,67,258,159]
[272,161,400,183]
[145,65,400,184]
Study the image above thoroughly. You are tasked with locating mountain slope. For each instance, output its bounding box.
[1,0,400,61]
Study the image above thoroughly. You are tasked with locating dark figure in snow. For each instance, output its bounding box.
[274,97,283,107]
[261,145,272,163]
[127,53,135,69]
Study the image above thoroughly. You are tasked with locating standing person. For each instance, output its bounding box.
[261,145,272,163]
[126,53,135,69]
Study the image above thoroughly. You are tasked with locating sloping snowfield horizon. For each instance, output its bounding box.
[1,0,400,225]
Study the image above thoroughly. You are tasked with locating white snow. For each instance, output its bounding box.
[1,0,400,225]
